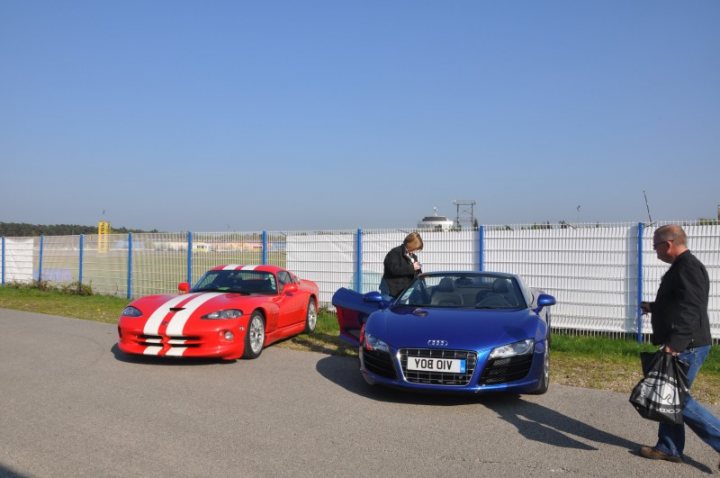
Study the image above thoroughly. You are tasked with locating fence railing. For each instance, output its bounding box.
[1,222,718,341]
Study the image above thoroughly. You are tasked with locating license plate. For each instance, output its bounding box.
[407,357,466,373]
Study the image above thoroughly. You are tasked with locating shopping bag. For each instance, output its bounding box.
[629,351,689,425]
[639,351,656,376]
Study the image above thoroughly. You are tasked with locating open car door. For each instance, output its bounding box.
[331,288,387,347]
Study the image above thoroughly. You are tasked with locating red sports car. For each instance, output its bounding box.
[117,265,319,360]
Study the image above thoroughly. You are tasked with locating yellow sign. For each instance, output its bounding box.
[98,221,111,253]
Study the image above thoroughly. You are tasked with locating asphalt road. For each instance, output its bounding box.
[1,309,718,478]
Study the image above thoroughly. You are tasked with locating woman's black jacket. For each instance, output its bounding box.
[381,244,421,297]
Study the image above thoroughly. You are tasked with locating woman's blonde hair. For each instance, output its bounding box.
[403,231,423,251]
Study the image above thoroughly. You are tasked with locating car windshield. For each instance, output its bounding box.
[192,270,278,295]
[395,273,526,309]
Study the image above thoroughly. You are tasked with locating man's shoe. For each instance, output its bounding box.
[639,446,682,463]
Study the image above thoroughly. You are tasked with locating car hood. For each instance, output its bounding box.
[366,306,544,351]
[131,292,269,313]
[128,292,274,335]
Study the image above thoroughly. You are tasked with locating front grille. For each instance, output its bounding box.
[138,334,201,348]
[479,354,533,385]
[362,349,397,379]
[399,348,477,386]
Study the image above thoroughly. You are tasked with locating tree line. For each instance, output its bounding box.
[0,222,159,237]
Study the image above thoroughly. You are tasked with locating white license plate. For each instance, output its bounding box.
[407,357,466,373]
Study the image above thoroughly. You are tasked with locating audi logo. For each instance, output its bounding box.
[427,339,448,347]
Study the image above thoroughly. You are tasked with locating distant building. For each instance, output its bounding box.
[418,208,455,231]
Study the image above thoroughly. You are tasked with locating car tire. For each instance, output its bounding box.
[243,311,265,359]
[304,299,317,333]
[529,348,550,395]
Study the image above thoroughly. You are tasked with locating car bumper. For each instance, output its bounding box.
[359,345,547,394]
[117,320,247,360]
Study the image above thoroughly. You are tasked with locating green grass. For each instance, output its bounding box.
[551,334,720,374]
[0,285,130,324]
[2,285,720,403]
[549,334,720,404]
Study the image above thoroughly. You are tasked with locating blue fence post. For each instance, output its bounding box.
[79,234,84,288]
[38,235,44,283]
[127,233,133,300]
[355,228,363,292]
[636,223,644,343]
[478,225,485,271]
[187,231,193,284]
[1,236,5,286]
[262,230,268,265]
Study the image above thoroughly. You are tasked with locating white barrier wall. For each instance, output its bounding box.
[5,238,34,283]
[283,224,720,338]
[287,231,356,306]
[485,226,636,334]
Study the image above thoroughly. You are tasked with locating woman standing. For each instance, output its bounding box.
[380,232,423,298]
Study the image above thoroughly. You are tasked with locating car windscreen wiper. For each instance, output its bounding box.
[193,287,251,294]
[475,305,522,310]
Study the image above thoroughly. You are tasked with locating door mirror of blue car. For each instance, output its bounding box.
[534,293,556,313]
[363,291,388,308]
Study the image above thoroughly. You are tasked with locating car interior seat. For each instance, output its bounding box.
[475,278,515,307]
[455,277,479,305]
[430,277,463,306]
[492,278,509,294]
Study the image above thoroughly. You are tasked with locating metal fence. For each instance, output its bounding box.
[1,222,718,340]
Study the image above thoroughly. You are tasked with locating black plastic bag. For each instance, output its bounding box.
[629,351,689,425]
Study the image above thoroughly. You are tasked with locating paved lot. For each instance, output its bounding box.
[1,308,718,477]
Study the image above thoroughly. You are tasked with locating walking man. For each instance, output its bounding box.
[638,224,720,466]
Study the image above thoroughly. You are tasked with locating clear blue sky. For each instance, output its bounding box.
[1,1,718,232]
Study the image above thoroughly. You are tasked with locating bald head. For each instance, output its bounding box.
[654,225,687,247]
[653,224,688,263]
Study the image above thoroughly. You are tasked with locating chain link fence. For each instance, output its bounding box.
[2,222,718,339]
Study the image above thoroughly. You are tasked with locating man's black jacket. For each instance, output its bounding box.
[650,250,711,351]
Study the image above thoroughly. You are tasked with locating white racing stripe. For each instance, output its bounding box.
[165,292,225,336]
[143,346,162,356]
[165,348,186,357]
[223,265,242,270]
[241,265,259,270]
[143,294,197,335]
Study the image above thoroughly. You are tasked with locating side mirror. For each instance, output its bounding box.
[284,283,299,293]
[534,293,556,313]
[363,291,388,308]
[178,282,190,293]
[363,291,383,303]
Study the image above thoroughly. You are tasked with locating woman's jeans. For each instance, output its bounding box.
[655,345,720,457]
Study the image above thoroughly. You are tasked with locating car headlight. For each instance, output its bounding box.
[364,333,390,353]
[489,339,534,359]
[202,309,244,320]
[121,306,143,317]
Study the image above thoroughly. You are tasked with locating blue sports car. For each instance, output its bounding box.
[332,271,556,395]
